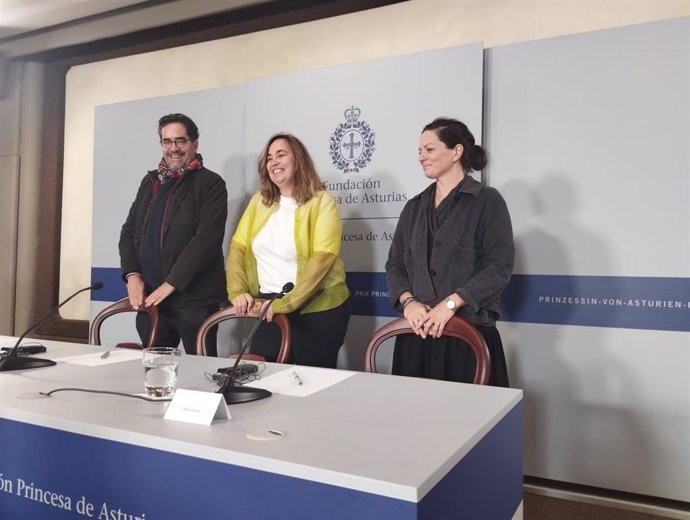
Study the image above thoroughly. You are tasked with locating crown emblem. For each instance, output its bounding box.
[344,106,361,123]
[329,106,375,174]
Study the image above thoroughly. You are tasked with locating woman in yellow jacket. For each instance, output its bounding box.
[227,133,350,368]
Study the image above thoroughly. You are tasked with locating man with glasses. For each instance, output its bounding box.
[119,113,227,356]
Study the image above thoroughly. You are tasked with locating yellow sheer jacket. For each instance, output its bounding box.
[227,190,349,314]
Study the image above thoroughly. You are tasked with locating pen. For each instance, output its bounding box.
[100,350,111,359]
[291,371,303,386]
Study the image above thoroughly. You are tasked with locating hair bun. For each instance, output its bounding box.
[472,144,488,171]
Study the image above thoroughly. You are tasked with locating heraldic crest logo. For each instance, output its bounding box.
[329,106,376,174]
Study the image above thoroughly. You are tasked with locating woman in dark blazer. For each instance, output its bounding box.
[385,117,514,386]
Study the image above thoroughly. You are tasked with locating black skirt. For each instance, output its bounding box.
[251,300,350,369]
[391,325,510,387]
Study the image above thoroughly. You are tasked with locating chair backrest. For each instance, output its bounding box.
[363,316,491,385]
[195,306,291,363]
[89,297,159,349]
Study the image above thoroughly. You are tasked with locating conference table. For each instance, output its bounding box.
[0,337,523,519]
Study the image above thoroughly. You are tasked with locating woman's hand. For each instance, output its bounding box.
[231,293,254,316]
[420,296,464,338]
[263,301,275,323]
[420,304,455,338]
[403,300,432,338]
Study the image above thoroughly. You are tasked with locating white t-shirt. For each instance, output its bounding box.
[252,196,298,294]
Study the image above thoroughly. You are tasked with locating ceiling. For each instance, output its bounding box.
[0,0,153,40]
[0,0,270,57]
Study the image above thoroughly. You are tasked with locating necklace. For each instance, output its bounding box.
[434,186,450,207]
[435,174,466,207]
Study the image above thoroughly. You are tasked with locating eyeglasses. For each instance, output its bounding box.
[160,137,190,148]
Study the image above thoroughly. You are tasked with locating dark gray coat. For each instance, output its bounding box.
[385,175,514,326]
[119,167,228,306]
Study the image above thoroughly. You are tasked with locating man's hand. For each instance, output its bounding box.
[126,274,145,310]
[144,282,176,307]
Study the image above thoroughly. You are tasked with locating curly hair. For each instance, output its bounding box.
[258,133,324,205]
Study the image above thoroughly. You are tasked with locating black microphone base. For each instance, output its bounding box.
[218,385,272,405]
[0,356,57,372]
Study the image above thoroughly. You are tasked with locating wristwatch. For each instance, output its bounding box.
[445,297,457,311]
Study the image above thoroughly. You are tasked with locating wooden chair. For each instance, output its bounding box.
[363,316,491,385]
[195,305,291,363]
[89,297,159,350]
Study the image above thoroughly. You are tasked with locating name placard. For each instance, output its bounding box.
[164,389,230,425]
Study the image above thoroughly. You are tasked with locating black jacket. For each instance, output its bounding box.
[119,167,228,306]
[385,175,514,326]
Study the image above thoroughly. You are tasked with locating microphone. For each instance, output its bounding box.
[217,282,294,404]
[0,282,104,372]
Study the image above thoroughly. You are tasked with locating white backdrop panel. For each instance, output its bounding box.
[90,45,484,365]
[91,86,246,353]
[486,20,688,277]
[92,87,246,268]
[487,18,690,500]
[243,44,484,366]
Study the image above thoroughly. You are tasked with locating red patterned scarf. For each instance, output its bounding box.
[157,153,203,183]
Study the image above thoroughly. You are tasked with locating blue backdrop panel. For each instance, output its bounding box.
[502,275,690,332]
[94,266,690,333]
[90,267,126,302]
[346,271,398,317]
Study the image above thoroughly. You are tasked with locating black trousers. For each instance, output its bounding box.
[136,302,220,356]
[392,325,510,387]
[251,300,350,368]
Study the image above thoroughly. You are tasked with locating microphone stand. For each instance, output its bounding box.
[0,282,103,372]
[217,282,293,404]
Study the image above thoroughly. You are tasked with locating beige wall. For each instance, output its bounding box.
[60,0,690,318]
[1,61,44,335]
[14,63,45,334]
[0,61,21,334]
